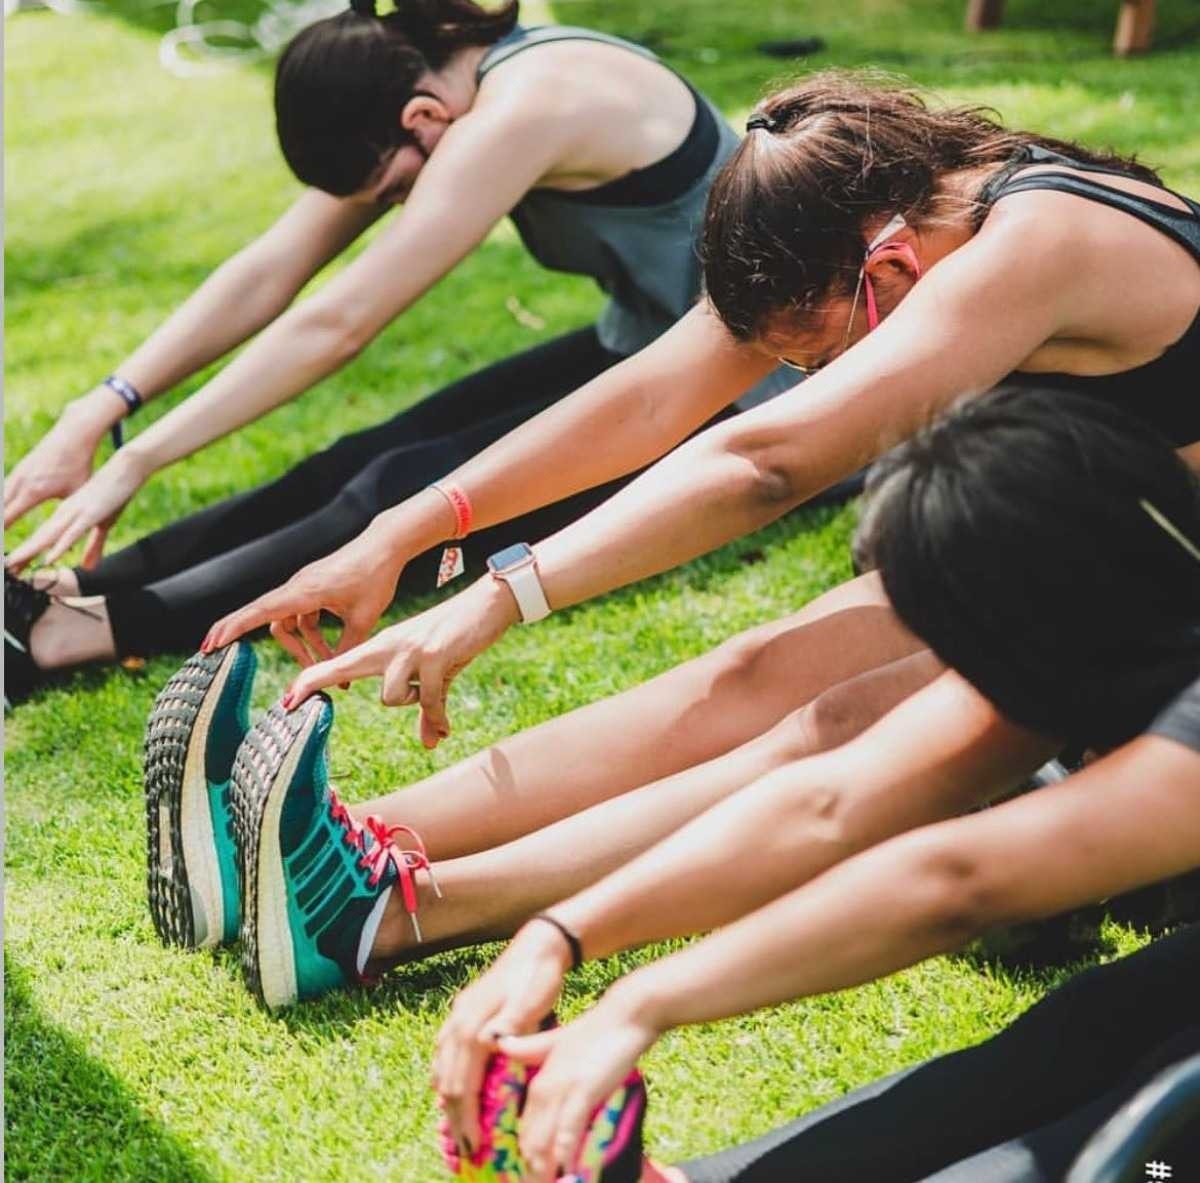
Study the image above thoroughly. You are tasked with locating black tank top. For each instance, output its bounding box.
[980,145,1200,448]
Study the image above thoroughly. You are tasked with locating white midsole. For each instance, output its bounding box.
[255,706,322,1011]
[178,648,237,950]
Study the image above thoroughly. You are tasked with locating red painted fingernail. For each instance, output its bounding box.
[281,693,294,710]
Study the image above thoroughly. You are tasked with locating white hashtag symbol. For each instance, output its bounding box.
[1145,1162,1173,1181]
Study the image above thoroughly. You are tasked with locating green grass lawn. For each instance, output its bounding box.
[5,1,1198,1179]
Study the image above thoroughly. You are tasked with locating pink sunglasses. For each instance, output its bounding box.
[780,213,922,375]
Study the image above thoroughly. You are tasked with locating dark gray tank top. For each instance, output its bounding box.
[477,25,794,409]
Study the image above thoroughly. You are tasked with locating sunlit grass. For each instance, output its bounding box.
[6,2,1194,1178]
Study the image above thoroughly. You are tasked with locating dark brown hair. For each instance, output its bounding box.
[701,71,1160,341]
[855,386,1200,750]
[276,0,519,196]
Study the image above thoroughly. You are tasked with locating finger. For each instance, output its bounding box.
[332,619,370,658]
[208,587,307,650]
[436,1031,482,1158]
[519,1078,563,1183]
[552,1094,595,1181]
[32,505,92,569]
[297,611,334,663]
[3,479,36,528]
[332,621,371,690]
[285,642,387,706]
[7,506,72,569]
[270,617,316,669]
[79,524,108,571]
[486,996,549,1043]
[417,659,451,748]
[43,515,91,567]
[496,1030,558,1066]
[380,653,421,709]
[449,1031,492,1155]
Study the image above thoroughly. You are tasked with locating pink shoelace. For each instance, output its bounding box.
[328,787,442,942]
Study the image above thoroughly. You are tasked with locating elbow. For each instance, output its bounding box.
[292,302,373,366]
[760,768,854,865]
[901,833,1006,948]
[718,427,803,511]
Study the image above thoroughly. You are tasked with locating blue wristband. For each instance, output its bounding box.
[104,375,143,450]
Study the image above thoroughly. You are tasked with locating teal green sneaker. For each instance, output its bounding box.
[143,642,256,949]
[232,696,439,1010]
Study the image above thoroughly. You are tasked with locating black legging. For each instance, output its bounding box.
[77,327,640,656]
[682,924,1200,1182]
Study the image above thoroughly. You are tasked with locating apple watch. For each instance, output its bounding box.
[487,542,551,623]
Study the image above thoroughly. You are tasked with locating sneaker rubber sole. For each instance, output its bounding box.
[143,643,254,949]
[232,695,330,1011]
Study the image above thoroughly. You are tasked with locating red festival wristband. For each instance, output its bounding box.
[430,482,473,539]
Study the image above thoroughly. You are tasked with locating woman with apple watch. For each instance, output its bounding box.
[5,1,821,704]
[430,386,1200,1183]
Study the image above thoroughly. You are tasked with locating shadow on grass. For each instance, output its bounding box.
[4,209,215,304]
[4,957,216,1182]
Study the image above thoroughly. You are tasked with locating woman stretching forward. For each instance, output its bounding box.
[5,0,803,702]
[435,387,1200,1182]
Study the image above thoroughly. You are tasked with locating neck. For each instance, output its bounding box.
[430,44,490,113]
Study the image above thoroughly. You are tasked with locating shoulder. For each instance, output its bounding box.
[1147,672,1200,756]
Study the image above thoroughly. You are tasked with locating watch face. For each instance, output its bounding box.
[487,542,534,575]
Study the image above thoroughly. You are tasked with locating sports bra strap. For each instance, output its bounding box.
[983,149,1200,259]
[477,24,660,81]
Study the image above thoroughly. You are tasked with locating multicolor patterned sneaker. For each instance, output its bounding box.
[143,643,257,949]
[232,695,439,1011]
[439,1051,646,1182]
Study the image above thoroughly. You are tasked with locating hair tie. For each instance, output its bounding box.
[349,0,378,15]
[1141,499,1200,564]
[746,112,777,133]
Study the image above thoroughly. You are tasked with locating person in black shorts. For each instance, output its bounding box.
[434,387,1200,1183]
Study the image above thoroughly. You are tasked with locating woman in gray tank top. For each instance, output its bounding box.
[6,0,810,696]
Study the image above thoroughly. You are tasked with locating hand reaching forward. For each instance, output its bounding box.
[433,920,574,1157]
[497,986,661,1183]
[6,449,146,573]
[281,574,519,748]
[203,528,411,666]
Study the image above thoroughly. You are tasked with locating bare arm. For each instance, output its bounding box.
[531,214,1075,609]
[504,731,1200,1179]
[7,94,574,568]
[206,301,771,655]
[553,672,1053,955]
[4,190,378,531]
[123,100,568,476]
[625,733,1200,1027]
[117,189,383,401]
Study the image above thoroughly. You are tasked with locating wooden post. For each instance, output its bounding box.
[1114,0,1156,55]
[965,0,1006,31]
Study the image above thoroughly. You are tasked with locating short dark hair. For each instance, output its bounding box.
[700,71,1159,342]
[854,387,1200,749]
[275,0,518,196]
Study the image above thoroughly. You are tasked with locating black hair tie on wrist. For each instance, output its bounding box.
[531,913,583,970]
[745,112,777,133]
[104,374,144,451]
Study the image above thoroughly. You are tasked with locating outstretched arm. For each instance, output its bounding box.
[433,671,1053,1149]
[282,207,1072,730]
[205,302,772,660]
[6,91,572,570]
[3,190,379,544]
[505,731,1200,1180]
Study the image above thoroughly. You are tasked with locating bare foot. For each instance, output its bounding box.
[29,598,117,669]
[29,567,81,597]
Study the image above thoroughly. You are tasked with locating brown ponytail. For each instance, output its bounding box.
[276,0,519,195]
[701,70,1161,341]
